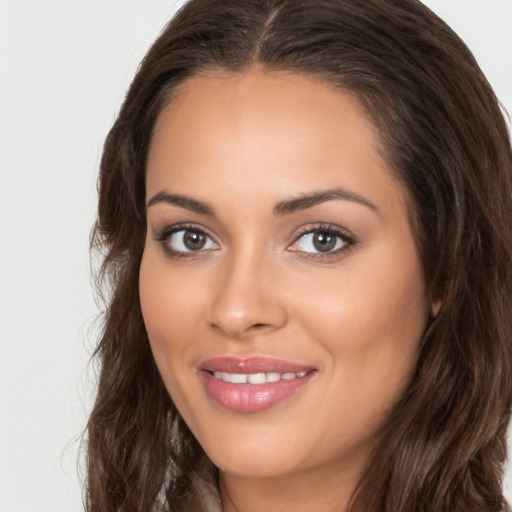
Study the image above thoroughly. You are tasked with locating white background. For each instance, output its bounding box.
[1,1,511,510]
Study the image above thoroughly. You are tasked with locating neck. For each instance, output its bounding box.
[219,460,362,512]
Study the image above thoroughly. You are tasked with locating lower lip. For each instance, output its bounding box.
[201,371,315,413]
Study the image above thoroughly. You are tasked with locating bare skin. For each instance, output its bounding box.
[139,68,430,512]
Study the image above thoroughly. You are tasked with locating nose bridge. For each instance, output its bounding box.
[206,242,287,338]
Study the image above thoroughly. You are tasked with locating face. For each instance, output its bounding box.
[140,69,429,484]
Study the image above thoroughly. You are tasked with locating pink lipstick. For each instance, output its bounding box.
[200,357,315,413]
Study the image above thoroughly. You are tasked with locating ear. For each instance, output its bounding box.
[431,297,442,317]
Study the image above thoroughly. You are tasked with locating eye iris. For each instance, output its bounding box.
[313,232,336,252]
[183,230,206,250]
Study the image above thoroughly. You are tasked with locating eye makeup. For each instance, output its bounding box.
[287,222,357,261]
[153,222,219,259]
[152,220,357,262]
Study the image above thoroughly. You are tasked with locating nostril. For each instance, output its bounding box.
[246,323,275,335]
[249,323,273,332]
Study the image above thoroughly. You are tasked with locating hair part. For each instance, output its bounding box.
[86,1,512,510]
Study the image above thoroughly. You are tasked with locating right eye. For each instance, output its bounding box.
[165,228,219,253]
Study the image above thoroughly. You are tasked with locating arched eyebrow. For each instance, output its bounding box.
[273,188,378,216]
[146,187,378,217]
[146,191,215,215]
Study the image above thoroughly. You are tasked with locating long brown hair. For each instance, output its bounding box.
[86,1,512,510]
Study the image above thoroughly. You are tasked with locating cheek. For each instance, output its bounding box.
[140,239,210,329]
[293,243,428,398]
[308,235,425,336]
[139,248,210,429]
[286,253,427,455]
[139,249,200,373]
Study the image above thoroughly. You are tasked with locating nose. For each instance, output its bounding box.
[206,249,288,340]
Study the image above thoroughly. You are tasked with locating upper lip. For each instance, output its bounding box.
[200,356,314,374]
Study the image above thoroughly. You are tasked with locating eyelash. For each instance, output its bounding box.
[154,223,216,259]
[153,222,357,261]
[289,223,356,260]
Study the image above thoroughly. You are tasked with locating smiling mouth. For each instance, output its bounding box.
[200,357,316,413]
[209,370,309,384]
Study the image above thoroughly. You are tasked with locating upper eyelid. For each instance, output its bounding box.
[291,223,355,242]
[154,222,216,241]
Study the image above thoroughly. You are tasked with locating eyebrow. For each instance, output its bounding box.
[146,187,378,217]
[146,191,215,215]
[273,188,378,216]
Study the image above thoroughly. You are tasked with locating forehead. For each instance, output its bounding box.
[150,68,380,156]
[146,68,407,217]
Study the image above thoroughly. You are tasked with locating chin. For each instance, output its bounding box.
[210,449,299,478]
[197,422,325,479]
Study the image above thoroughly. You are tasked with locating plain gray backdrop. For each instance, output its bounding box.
[1,1,511,510]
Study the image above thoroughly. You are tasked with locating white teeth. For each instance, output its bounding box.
[230,373,248,384]
[248,372,266,384]
[212,370,308,384]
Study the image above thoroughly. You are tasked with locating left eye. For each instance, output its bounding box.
[167,229,218,252]
[293,230,348,254]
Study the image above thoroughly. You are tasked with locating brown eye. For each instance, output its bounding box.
[183,230,206,250]
[291,227,352,256]
[166,228,219,253]
[312,232,337,252]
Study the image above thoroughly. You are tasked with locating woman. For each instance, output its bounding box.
[86,0,512,510]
